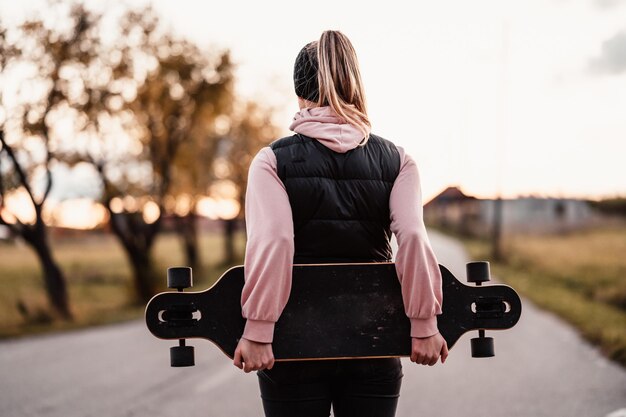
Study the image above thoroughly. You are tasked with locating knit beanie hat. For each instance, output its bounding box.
[293,42,319,102]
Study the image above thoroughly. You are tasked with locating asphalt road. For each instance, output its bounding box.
[1,230,625,417]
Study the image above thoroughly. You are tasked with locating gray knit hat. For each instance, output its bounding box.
[293,42,319,102]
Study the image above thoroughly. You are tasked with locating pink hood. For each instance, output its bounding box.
[289,106,367,154]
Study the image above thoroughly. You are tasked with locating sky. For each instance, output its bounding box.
[1,0,626,202]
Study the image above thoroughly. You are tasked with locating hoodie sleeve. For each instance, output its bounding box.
[390,147,443,338]
[240,147,294,343]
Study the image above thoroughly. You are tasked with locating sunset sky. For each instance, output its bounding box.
[1,0,626,202]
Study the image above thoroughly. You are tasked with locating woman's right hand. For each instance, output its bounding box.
[233,338,275,373]
[411,333,449,366]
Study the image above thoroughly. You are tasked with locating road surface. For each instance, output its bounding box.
[0,231,625,416]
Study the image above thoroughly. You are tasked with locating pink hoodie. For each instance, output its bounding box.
[241,106,443,343]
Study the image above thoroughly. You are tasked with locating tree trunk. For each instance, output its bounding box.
[126,244,157,303]
[31,234,72,320]
[176,213,199,270]
[107,211,160,303]
[223,218,237,265]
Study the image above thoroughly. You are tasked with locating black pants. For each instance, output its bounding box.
[256,358,403,417]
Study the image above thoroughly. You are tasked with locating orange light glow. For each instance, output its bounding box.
[196,196,240,220]
[122,196,138,212]
[1,189,37,225]
[196,197,219,220]
[216,198,240,220]
[142,201,161,224]
[209,180,238,199]
[109,197,124,213]
[0,191,110,230]
[51,199,109,230]
[174,194,192,217]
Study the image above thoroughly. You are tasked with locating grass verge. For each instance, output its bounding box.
[460,226,626,368]
[0,230,245,339]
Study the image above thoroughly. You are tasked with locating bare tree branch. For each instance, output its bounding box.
[0,131,39,209]
[0,144,26,236]
[42,158,53,203]
[0,131,17,234]
[40,108,54,204]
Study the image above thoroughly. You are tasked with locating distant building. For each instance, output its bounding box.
[424,186,603,236]
[423,187,481,236]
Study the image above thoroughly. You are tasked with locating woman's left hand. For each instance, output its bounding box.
[410,333,448,366]
[233,338,275,373]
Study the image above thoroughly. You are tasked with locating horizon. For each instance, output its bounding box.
[0,184,615,232]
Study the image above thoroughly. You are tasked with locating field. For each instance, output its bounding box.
[463,226,626,367]
[0,231,245,338]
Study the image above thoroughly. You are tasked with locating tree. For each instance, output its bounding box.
[0,131,72,320]
[1,1,278,305]
[72,7,235,301]
[0,7,100,319]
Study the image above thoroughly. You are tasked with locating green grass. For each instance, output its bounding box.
[0,230,245,338]
[461,226,626,367]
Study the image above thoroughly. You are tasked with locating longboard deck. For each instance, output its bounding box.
[145,263,521,361]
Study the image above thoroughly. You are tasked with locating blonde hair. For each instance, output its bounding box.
[311,31,371,144]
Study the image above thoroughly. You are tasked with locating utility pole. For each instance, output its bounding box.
[491,197,504,260]
[491,20,510,261]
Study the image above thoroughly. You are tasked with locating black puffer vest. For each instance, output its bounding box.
[270,133,401,264]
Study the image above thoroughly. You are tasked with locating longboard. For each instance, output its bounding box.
[145,262,522,366]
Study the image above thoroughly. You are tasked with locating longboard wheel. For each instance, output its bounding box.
[168,267,193,290]
[471,336,495,358]
[466,262,491,284]
[170,345,195,367]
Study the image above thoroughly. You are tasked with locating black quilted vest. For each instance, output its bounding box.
[270,133,401,264]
